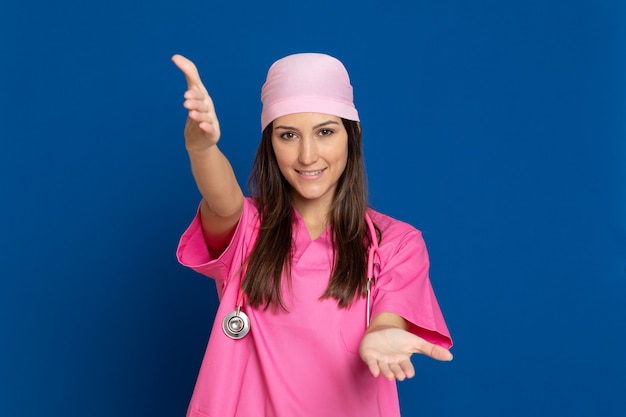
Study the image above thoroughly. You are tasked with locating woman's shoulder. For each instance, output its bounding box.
[366,207,424,243]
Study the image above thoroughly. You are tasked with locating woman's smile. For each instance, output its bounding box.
[296,167,327,177]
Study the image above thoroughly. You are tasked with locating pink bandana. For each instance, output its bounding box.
[260,53,359,131]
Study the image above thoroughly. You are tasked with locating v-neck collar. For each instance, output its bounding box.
[292,207,331,241]
[291,208,332,266]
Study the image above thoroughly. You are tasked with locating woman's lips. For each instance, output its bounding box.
[296,168,326,178]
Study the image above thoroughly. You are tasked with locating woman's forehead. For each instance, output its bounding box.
[272,112,342,128]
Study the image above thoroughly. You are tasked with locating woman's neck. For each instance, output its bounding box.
[292,196,331,240]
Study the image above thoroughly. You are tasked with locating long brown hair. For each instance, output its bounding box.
[244,118,372,310]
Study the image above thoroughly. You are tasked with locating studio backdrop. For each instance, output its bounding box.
[1,1,624,416]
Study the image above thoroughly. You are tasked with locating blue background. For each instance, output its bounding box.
[1,0,625,416]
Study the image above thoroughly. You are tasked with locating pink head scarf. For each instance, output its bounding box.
[260,53,359,131]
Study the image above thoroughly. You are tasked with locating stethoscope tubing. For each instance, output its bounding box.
[365,213,380,327]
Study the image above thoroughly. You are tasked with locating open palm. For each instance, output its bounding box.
[359,327,453,381]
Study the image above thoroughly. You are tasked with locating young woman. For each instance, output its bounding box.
[173,52,452,417]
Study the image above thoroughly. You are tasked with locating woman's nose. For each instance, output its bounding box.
[298,136,318,165]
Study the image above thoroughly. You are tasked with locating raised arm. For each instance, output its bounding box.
[172,54,244,257]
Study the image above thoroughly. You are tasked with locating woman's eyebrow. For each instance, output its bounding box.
[313,120,340,129]
[273,125,297,130]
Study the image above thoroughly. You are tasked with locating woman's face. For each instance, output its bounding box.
[271,112,349,212]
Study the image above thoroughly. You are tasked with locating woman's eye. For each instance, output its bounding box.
[318,129,334,136]
[280,132,297,140]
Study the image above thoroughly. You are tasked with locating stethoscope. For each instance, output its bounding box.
[222,213,381,339]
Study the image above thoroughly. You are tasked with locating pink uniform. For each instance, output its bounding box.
[177,198,452,417]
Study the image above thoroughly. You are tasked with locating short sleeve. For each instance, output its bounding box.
[176,198,258,289]
[371,228,452,349]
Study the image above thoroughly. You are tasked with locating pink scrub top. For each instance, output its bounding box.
[177,198,452,417]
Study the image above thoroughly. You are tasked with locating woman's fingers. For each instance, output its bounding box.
[184,97,211,113]
[398,358,415,379]
[413,339,454,362]
[184,88,207,101]
[362,357,380,378]
[377,361,393,380]
[172,54,221,144]
[173,54,216,116]
[172,54,205,91]
[367,358,414,381]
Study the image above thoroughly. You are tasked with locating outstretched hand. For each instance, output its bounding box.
[359,326,453,381]
[172,54,221,151]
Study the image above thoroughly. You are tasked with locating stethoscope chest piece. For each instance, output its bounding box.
[222,307,250,339]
